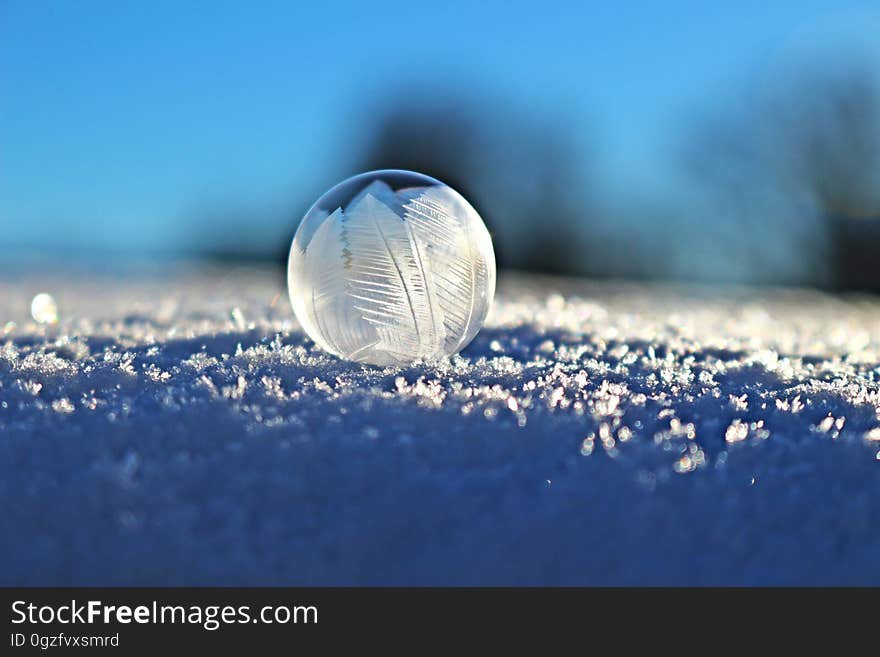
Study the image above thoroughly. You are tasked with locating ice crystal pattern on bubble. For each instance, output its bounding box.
[289,176,496,366]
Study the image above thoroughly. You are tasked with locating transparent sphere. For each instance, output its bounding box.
[288,170,496,366]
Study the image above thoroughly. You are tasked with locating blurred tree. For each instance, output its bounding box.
[356,91,593,275]
[680,56,880,291]
[679,110,826,287]
[768,62,880,291]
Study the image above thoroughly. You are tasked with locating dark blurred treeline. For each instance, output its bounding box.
[194,53,880,292]
[353,93,594,275]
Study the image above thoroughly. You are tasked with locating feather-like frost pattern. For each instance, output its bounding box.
[403,187,489,352]
[300,209,365,357]
[341,192,444,360]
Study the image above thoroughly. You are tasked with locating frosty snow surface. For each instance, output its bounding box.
[2,269,880,584]
[288,177,496,366]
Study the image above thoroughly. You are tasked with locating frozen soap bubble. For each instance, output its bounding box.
[288,170,496,366]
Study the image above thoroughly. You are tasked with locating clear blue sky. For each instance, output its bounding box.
[2,0,877,256]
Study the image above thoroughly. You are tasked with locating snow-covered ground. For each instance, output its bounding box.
[1,265,879,585]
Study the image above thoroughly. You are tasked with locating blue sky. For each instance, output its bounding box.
[2,0,878,255]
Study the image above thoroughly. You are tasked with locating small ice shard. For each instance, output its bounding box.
[231,307,247,331]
